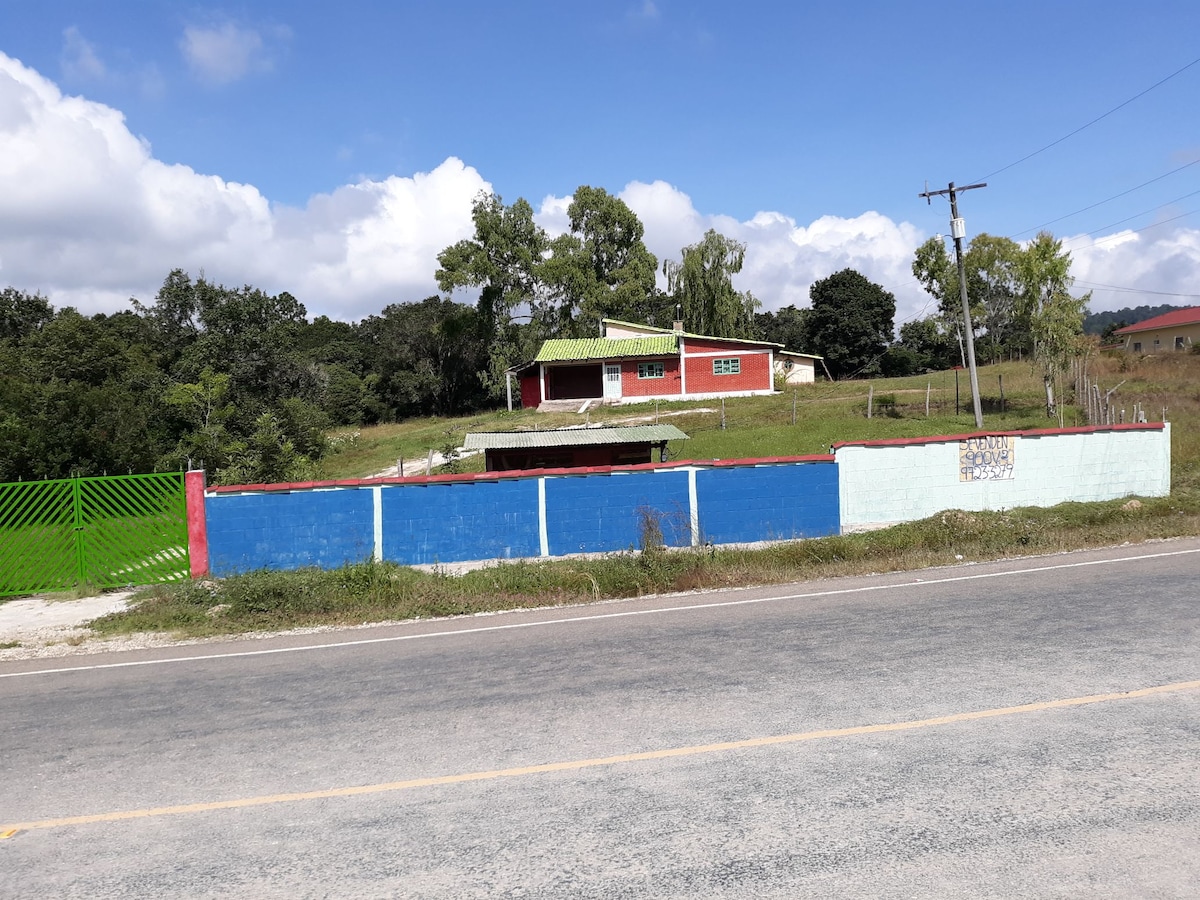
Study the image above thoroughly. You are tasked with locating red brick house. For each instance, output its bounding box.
[509,319,787,409]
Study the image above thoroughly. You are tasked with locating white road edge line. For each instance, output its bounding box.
[4,546,1197,680]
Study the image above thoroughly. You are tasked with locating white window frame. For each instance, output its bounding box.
[637,361,665,379]
[712,357,741,376]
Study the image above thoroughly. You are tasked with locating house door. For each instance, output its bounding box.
[603,364,622,399]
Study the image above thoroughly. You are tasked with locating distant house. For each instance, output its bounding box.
[464,424,689,471]
[774,350,823,385]
[1113,307,1200,353]
[509,318,815,409]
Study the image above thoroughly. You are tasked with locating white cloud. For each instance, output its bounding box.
[180,21,285,85]
[60,27,106,82]
[0,52,487,321]
[1066,227,1200,310]
[534,194,573,237]
[1,51,1197,329]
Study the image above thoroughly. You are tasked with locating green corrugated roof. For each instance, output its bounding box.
[534,336,677,362]
[464,424,689,451]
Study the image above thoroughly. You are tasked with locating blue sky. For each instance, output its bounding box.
[1,1,1198,325]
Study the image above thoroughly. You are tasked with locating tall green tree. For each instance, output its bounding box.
[134,270,331,478]
[663,229,758,338]
[0,287,53,342]
[965,234,1023,362]
[755,305,812,350]
[549,186,658,334]
[161,367,235,471]
[3,308,170,478]
[129,268,202,366]
[436,192,549,396]
[895,316,957,372]
[806,269,896,380]
[358,297,489,418]
[1017,232,1088,416]
[912,233,1027,364]
[912,236,969,366]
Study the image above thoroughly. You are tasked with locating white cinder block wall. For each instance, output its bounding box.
[835,424,1171,532]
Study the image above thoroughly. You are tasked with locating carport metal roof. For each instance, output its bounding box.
[464,424,688,451]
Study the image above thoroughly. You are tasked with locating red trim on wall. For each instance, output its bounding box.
[831,422,1165,450]
[185,470,210,578]
[206,455,837,493]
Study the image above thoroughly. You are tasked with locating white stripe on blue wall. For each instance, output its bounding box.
[372,485,383,562]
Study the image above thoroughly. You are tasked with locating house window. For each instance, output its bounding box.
[713,358,741,375]
[1153,339,1161,348]
[1132,342,1142,352]
[1175,336,1186,350]
[637,362,664,379]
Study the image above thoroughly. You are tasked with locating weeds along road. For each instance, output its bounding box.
[3,540,1200,898]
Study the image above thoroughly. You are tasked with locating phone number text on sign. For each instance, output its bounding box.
[959,435,1015,481]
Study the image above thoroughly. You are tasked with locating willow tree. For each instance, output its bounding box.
[1017,231,1088,417]
[663,229,758,338]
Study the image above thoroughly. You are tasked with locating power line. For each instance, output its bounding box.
[1009,157,1200,238]
[971,54,1200,183]
[1075,280,1200,299]
[1067,205,1199,251]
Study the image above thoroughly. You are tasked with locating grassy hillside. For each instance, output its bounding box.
[318,354,1198,493]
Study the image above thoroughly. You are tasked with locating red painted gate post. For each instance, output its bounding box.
[185,470,210,578]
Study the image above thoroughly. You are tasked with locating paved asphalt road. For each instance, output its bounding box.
[2,540,1199,898]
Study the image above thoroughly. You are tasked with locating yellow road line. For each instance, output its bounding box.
[3,678,1198,837]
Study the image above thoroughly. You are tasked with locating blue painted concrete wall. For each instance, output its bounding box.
[695,463,840,544]
[382,479,540,565]
[206,488,374,575]
[545,470,691,555]
[203,460,841,575]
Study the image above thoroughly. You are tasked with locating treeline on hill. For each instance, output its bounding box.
[0,280,493,485]
[1,184,1090,485]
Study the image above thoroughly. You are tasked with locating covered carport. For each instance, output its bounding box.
[464,424,689,472]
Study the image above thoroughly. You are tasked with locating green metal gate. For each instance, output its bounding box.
[0,472,189,598]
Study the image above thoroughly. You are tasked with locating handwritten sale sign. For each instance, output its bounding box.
[959,435,1015,481]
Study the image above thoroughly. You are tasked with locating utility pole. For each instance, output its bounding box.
[920,181,986,428]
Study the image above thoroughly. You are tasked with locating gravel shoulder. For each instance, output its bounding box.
[0,591,146,660]
[0,590,433,662]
